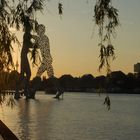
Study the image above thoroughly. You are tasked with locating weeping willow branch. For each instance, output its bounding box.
[0,0,21,71]
[94,0,120,73]
[58,2,63,15]
[12,0,44,65]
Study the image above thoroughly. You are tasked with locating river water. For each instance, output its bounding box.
[0,92,140,140]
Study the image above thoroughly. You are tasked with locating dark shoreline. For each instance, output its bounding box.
[59,90,140,94]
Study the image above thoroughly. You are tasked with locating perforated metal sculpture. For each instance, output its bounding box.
[32,24,63,99]
[32,24,54,78]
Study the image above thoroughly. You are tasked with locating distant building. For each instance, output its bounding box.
[134,63,140,73]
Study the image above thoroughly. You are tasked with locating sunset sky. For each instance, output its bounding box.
[13,0,140,78]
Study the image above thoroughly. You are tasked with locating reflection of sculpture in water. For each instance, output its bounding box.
[32,24,63,99]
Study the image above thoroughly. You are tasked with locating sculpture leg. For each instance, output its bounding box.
[51,77,64,99]
[45,61,64,99]
[36,62,47,77]
[14,71,24,99]
[36,58,64,98]
[15,57,31,99]
[24,64,32,99]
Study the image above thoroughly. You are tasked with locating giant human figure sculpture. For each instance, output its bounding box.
[15,20,33,99]
[32,24,63,99]
[32,24,54,77]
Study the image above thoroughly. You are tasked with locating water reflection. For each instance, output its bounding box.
[0,93,140,140]
[17,100,32,140]
[17,97,53,140]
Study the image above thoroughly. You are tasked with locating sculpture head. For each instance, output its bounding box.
[37,24,45,35]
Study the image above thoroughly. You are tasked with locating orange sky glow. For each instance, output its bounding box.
[12,0,140,79]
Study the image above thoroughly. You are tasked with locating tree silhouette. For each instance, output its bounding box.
[0,0,20,71]
[0,0,119,72]
[0,0,44,100]
[0,0,120,103]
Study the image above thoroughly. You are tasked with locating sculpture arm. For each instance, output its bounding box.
[31,35,39,48]
[31,35,39,41]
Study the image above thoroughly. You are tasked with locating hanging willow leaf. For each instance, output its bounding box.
[106,44,115,58]
[0,0,23,71]
[0,22,20,70]
[0,0,45,73]
[99,44,105,71]
[27,0,43,14]
[58,3,63,15]
[98,43,115,73]
[11,0,44,65]
[94,0,119,72]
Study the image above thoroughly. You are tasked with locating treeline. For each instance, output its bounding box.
[38,71,140,94]
[1,70,140,93]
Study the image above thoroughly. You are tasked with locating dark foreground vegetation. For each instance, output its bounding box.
[1,70,140,94]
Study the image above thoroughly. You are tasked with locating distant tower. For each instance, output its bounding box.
[15,60,19,72]
[134,63,140,77]
[134,63,140,73]
[15,47,20,72]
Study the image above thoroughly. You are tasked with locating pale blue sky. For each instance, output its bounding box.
[13,0,140,78]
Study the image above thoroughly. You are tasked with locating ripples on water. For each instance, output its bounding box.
[0,92,140,140]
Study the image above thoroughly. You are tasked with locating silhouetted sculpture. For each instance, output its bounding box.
[32,24,63,99]
[15,18,33,99]
[32,24,54,77]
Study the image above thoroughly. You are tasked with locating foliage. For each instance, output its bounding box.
[11,0,44,65]
[0,0,20,70]
[94,0,119,73]
[0,0,44,71]
[0,0,120,109]
[58,2,63,15]
[0,0,120,75]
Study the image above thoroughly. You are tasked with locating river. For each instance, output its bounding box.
[0,92,140,140]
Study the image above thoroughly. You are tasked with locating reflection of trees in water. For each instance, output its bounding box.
[17,100,30,140]
[17,98,52,139]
